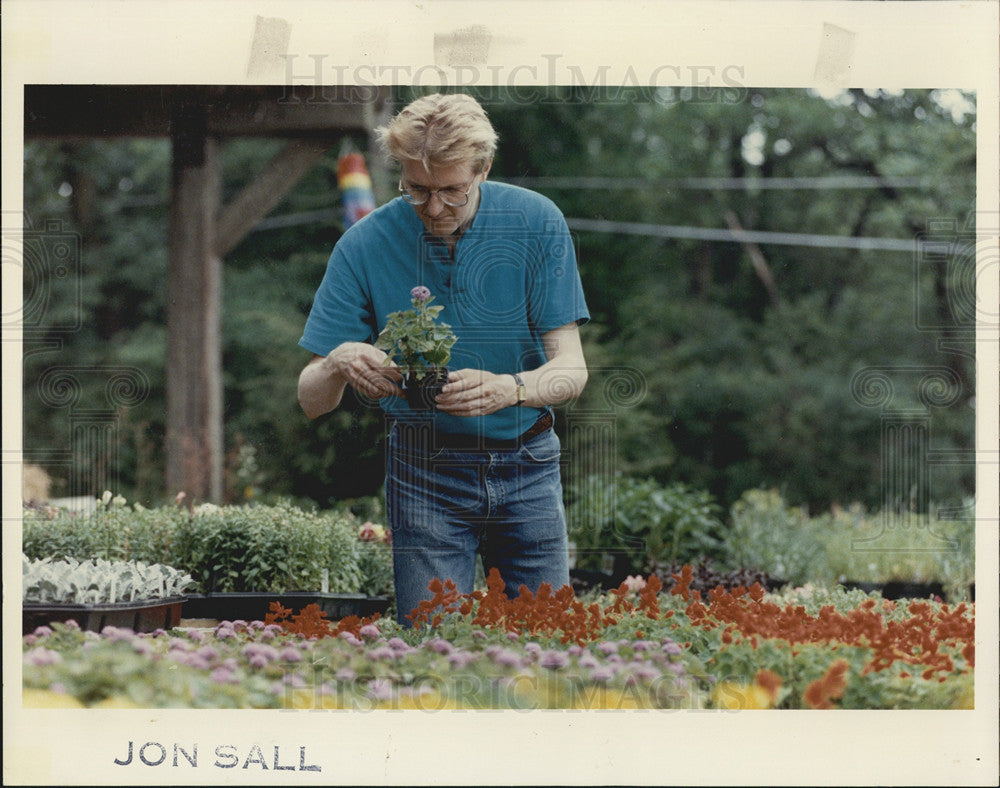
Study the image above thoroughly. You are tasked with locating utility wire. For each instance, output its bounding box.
[498,175,954,191]
[564,217,918,252]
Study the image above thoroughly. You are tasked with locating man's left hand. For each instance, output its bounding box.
[435,369,516,416]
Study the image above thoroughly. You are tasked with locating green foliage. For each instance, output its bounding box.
[567,474,725,572]
[374,289,457,379]
[22,499,378,595]
[721,488,976,594]
[22,556,194,604]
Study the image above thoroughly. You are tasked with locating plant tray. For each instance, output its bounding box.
[181,592,391,622]
[23,596,186,635]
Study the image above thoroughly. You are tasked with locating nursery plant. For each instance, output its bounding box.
[22,556,194,605]
[567,474,725,574]
[23,564,974,710]
[721,489,976,598]
[374,286,457,381]
[22,495,391,597]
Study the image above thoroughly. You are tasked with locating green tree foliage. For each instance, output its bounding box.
[22,88,976,513]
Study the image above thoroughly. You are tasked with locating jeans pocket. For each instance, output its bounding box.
[520,430,561,463]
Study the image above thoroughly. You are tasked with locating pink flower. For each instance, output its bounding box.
[623,575,647,593]
[359,624,381,640]
[410,286,432,302]
[358,522,386,542]
[24,647,62,666]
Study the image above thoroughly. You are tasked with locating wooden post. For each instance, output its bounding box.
[165,97,223,502]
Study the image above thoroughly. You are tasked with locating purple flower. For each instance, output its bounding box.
[243,643,279,662]
[368,645,397,661]
[661,641,682,656]
[186,629,206,643]
[248,620,265,630]
[101,626,135,642]
[231,620,249,630]
[472,630,487,640]
[23,635,38,647]
[359,624,381,640]
[151,628,167,638]
[280,647,303,663]
[387,637,409,652]
[578,653,599,669]
[491,649,525,669]
[667,662,686,675]
[567,644,583,657]
[24,647,62,666]
[132,640,154,657]
[63,620,80,631]
[335,667,356,682]
[214,626,237,640]
[524,642,542,655]
[366,678,393,701]
[410,285,432,302]
[210,667,238,684]
[539,650,569,670]
[596,641,618,656]
[340,632,363,647]
[282,673,306,688]
[632,641,651,652]
[196,646,220,661]
[33,626,53,638]
[627,663,661,682]
[168,638,191,652]
[589,667,615,683]
[248,654,268,669]
[425,638,452,655]
[506,631,519,640]
[448,650,478,669]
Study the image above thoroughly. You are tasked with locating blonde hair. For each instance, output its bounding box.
[375,93,498,174]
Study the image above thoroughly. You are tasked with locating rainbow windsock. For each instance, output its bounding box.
[337,152,376,229]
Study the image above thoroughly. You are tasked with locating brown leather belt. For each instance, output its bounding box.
[393,410,554,451]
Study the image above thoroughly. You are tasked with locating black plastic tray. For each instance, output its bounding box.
[23,596,186,634]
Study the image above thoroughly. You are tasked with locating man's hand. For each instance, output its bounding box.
[435,369,517,416]
[328,342,404,400]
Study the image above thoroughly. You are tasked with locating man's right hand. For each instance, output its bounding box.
[328,342,404,400]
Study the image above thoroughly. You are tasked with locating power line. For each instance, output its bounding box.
[499,175,953,191]
[564,217,917,252]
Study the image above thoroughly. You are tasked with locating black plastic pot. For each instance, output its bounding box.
[841,580,946,601]
[23,596,186,635]
[403,368,449,411]
[182,592,391,622]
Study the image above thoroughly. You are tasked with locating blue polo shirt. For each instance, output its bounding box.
[299,180,590,440]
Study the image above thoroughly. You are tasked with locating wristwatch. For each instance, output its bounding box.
[511,373,527,405]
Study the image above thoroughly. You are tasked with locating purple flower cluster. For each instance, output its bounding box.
[410,285,432,302]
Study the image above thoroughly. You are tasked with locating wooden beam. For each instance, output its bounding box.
[215,139,333,258]
[25,85,384,139]
[165,100,224,502]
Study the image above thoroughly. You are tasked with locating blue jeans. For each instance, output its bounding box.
[385,422,570,626]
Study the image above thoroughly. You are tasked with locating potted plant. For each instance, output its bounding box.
[22,555,194,633]
[374,285,457,410]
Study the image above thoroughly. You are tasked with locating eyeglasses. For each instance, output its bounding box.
[398,177,479,207]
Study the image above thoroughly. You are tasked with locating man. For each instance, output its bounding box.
[297,93,589,625]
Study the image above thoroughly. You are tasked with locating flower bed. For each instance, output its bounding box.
[22,568,974,710]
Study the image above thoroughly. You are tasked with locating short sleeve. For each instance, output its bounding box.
[527,210,590,335]
[298,246,377,356]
